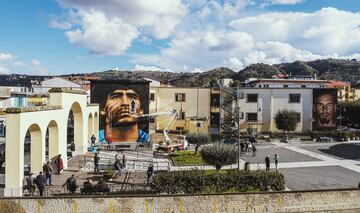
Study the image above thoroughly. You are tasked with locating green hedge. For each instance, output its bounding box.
[152,169,285,194]
[310,130,354,139]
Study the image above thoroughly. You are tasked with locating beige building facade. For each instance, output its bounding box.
[150,87,210,134]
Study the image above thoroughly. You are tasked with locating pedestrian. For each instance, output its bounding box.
[63,174,78,194]
[70,141,75,157]
[252,144,257,157]
[146,163,154,185]
[245,142,249,152]
[274,154,279,172]
[55,154,64,174]
[122,155,126,168]
[113,158,122,176]
[25,173,36,196]
[0,150,5,168]
[42,161,53,186]
[91,134,96,146]
[94,152,100,174]
[35,171,46,196]
[265,154,270,172]
[240,142,245,154]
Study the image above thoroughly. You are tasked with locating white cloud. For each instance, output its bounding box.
[134,64,171,72]
[65,10,138,55]
[265,0,304,5]
[229,7,360,55]
[139,36,152,45]
[132,28,326,72]
[49,20,72,30]
[0,53,13,61]
[0,66,10,74]
[31,59,49,75]
[55,0,187,55]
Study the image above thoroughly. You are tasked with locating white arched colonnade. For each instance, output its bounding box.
[4,89,98,196]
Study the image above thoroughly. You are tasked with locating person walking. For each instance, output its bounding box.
[122,155,127,168]
[42,161,53,186]
[35,171,46,196]
[25,173,36,196]
[265,155,270,172]
[91,134,96,146]
[274,154,279,172]
[55,154,64,174]
[70,141,75,157]
[0,151,5,168]
[252,144,257,157]
[63,174,78,194]
[94,152,100,174]
[146,163,154,185]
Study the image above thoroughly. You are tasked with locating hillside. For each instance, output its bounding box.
[1,59,359,87]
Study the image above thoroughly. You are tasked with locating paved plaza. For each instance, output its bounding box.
[241,141,360,190]
[1,137,360,195]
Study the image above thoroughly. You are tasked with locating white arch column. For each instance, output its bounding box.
[88,113,94,146]
[94,112,99,143]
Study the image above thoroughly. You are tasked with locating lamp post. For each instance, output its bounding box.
[236,90,241,170]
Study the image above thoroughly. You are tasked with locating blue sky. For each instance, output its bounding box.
[0,0,359,75]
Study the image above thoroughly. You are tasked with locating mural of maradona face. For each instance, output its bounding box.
[313,89,337,130]
[91,80,150,144]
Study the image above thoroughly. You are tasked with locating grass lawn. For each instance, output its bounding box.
[170,150,204,165]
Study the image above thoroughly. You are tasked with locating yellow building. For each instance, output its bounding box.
[150,87,211,134]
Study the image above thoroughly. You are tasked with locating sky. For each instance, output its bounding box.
[0,0,359,75]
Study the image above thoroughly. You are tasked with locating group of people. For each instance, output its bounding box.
[240,140,257,157]
[264,154,279,172]
[24,154,64,196]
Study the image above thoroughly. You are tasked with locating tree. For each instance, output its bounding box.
[200,144,238,170]
[186,133,210,154]
[274,110,298,137]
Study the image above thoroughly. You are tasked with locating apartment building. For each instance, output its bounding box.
[150,87,211,134]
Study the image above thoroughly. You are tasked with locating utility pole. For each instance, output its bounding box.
[236,90,241,170]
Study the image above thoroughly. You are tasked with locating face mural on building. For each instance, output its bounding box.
[313,89,337,130]
[91,80,150,143]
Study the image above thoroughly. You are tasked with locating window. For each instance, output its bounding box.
[176,127,184,131]
[258,85,262,88]
[150,93,155,101]
[301,85,306,88]
[289,94,301,103]
[175,93,186,102]
[246,113,258,122]
[196,123,201,128]
[264,84,269,88]
[246,94,258,103]
[283,85,288,88]
[296,113,301,123]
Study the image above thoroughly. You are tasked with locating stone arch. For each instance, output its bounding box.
[69,102,83,155]
[88,113,94,145]
[94,112,99,142]
[27,123,44,173]
[47,120,59,161]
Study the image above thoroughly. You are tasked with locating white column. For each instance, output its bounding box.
[4,114,24,197]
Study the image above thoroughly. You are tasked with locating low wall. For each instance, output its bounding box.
[1,189,360,213]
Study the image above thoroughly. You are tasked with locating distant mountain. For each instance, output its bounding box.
[234,59,360,83]
[91,67,236,87]
[0,59,359,88]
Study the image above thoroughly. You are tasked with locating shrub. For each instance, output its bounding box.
[200,144,238,170]
[185,133,211,154]
[152,169,285,194]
